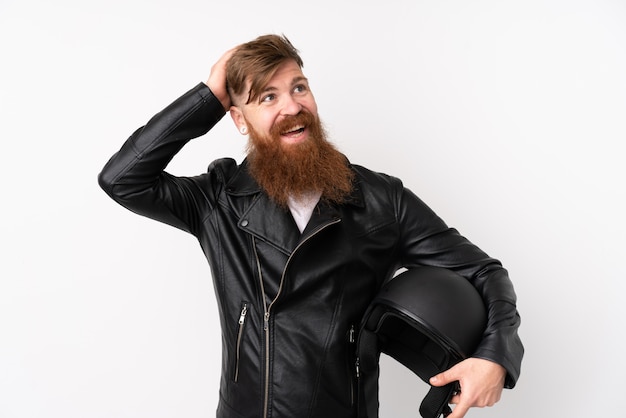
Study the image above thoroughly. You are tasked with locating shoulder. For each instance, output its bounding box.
[350,163,405,195]
[208,157,240,177]
[346,163,409,221]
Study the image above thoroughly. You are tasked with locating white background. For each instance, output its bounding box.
[1,0,625,417]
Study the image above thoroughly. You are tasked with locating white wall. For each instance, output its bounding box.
[1,0,625,417]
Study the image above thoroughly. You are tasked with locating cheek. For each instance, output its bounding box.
[246,112,274,136]
[304,97,318,116]
[262,115,278,134]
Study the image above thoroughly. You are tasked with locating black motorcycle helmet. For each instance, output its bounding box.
[356,266,487,418]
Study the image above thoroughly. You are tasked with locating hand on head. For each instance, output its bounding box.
[206,47,238,111]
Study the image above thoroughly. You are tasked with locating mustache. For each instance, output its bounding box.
[270,109,318,137]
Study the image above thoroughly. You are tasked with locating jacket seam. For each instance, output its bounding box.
[306,274,349,417]
[108,94,209,190]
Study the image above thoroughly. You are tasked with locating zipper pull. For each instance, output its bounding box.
[349,325,355,344]
[355,357,361,378]
[264,312,270,330]
[238,305,248,325]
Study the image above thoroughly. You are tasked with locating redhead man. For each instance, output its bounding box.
[99,34,523,418]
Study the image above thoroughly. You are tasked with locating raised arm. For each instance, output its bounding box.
[98,48,237,233]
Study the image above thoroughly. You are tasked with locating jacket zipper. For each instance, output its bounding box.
[253,219,341,418]
[234,302,248,382]
[348,324,357,405]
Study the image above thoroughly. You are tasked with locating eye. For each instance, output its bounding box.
[293,84,307,94]
[261,93,276,103]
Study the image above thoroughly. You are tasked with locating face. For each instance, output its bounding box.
[229,59,353,207]
[230,59,318,146]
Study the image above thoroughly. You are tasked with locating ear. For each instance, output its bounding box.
[229,106,248,135]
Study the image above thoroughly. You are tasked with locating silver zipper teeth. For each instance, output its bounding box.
[252,238,271,418]
[253,219,341,418]
[234,304,248,382]
[349,325,356,405]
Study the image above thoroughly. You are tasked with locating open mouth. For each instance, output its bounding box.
[282,125,306,136]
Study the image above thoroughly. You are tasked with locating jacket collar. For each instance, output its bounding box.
[225,159,364,254]
[225,158,365,208]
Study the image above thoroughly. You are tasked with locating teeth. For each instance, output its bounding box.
[284,125,304,134]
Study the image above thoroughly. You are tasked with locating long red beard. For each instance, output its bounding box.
[246,110,354,208]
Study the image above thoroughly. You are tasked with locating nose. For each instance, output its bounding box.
[280,95,302,116]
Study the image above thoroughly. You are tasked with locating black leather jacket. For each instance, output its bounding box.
[99,83,523,418]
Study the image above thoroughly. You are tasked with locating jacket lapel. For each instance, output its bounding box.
[239,193,301,255]
[225,161,299,255]
[225,159,365,255]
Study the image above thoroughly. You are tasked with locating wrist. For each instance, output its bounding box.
[204,80,230,111]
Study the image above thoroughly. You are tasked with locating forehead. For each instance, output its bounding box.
[261,60,307,89]
[240,59,308,106]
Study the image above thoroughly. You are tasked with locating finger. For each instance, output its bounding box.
[431,361,465,387]
[447,402,471,418]
[429,369,456,387]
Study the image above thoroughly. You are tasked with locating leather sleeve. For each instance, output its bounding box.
[394,181,524,388]
[98,83,228,234]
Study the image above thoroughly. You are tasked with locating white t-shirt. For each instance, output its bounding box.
[287,191,322,233]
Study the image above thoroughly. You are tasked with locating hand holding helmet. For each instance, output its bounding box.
[430,357,506,418]
[357,266,507,418]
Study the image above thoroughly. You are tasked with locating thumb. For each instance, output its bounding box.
[429,366,459,387]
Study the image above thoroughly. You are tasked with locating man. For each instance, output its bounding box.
[99,34,523,418]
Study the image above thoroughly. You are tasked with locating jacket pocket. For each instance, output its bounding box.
[233,302,249,382]
[346,324,357,406]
